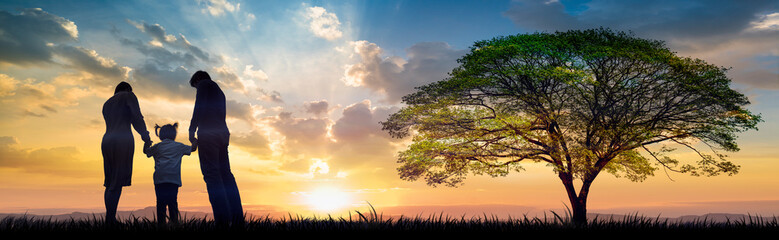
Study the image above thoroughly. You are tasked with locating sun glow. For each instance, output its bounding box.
[305,187,351,212]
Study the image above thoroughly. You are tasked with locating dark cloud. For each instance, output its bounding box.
[115,34,198,67]
[127,20,212,62]
[0,136,96,177]
[112,21,215,100]
[303,100,329,117]
[131,63,193,101]
[503,0,779,89]
[503,0,581,32]
[0,8,77,66]
[504,0,777,39]
[51,45,130,81]
[115,20,263,100]
[343,41,466,103]
[0,9,130,83]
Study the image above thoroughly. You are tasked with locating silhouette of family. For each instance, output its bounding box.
[101,71,243,226]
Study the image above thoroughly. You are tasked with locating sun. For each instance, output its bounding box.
[305,187,351,212]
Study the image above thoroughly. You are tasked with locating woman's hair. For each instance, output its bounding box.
[189,70,211,87]
[114,81,132,94]
[154,123,178,141]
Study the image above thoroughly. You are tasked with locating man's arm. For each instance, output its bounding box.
[189,84,202,144]
[127,92,151,143]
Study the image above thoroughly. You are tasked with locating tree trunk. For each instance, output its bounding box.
[559,173,586,225]
[573,177,594,225]
[571,195,587,225]
[559,173,592,225]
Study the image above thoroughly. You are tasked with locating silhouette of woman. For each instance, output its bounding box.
[101,82,151,223]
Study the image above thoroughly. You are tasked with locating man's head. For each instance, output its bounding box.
[114,81,132,94]
[190,70,211,88]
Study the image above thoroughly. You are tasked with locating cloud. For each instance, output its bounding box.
[342,41,466,103]
[328,100,400,170]
[267,112,332,156]
[240,13,257,31]
[201,0,240,17]
[0,136,96,177]
[302,100,330,117]
[40,104,57,113]
[258,89,283,103]
[21,110,46,118]
[279,100,400,168]
[231,129,272,158]
[51,45,131,81]
[213,65,246,92]
[0,74,20,97]
[226,99,257,124]
[116,20,277,104]
[123,20,212,63]
[504,0,775,39]
[0,74,93,119]
[502,0,581,32]
[502,0,779,89]
[257,100,403,177]
[0,8,77,66]
[331,100,393,142]
[115,34,197,67]
[52,71,114,94]
[749,12,779,31]
[197,0,255,31]
[128,21,176,45]
[244,65,269,82]
[130,63,193,102]
[304,6,343,41]
[0,8,130,85]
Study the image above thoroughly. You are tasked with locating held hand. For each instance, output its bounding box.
[143,140,152,154]
[191,140,198,152]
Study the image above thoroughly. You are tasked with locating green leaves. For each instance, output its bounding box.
[382,28,760,188]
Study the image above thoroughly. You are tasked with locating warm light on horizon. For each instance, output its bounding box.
[303,187,352,212]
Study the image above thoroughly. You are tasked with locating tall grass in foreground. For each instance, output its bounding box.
[2,207,778,233]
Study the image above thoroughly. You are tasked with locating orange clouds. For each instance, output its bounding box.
[0,136,96,177]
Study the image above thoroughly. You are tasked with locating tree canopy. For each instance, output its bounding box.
[381,28,761,224]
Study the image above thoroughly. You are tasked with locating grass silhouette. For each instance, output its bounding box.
[2,204,778,234]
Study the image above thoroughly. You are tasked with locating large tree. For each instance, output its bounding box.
[381,28,761,224]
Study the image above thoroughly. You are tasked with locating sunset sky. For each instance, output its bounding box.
[1,0,777,218]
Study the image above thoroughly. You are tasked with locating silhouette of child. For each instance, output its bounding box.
[143,123,197,224]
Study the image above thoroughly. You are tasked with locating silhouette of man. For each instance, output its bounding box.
[101,82,151,224]
[188,70,244,225]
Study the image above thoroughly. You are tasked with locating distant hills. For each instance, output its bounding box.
[1,204,776,223]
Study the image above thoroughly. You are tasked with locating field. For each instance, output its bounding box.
[2,207,777,235]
